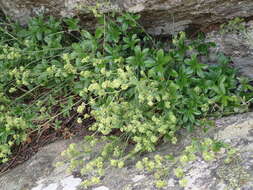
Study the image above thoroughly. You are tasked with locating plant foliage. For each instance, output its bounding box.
[0,12,252,180]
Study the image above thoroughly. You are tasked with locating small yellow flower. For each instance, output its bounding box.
[118,161,124,168]
[77,103,85,113]
[202,151,215,161]
[174,167,184,178]
[77,117,82,124]
[110,159,118,167]
[179,155,189,163]
[179,178,188,187]
[155,180,167,188]
[91,176,100,184]
[9,87,17,93]
[136,161,144,170]
[81,56,89,63]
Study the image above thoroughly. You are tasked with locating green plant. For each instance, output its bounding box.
[135,138,230,188]
[0,11,252,188]
[0,15,74,161]
[54,13,251,188]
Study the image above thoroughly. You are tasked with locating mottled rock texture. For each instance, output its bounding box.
[1,0,253,35]
[0,138,82,190]
[207,21,253,79]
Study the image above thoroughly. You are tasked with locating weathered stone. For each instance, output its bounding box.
[1,0,253,35]
[0,138,82,190]
[0,112,253,190]
[206,21,253,79]
[232,56,253,79]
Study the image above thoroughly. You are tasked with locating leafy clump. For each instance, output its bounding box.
[0,16,74,162]
[56,13,251,188]
[73,14,251,153]
[0,11,252,188]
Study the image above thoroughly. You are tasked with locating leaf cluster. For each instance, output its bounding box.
[0,13,251,167]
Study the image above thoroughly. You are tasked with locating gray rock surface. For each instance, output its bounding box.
[207,21,253,79]
[0,112,253,190]
[0,138,82,190]
[1,0,253,35]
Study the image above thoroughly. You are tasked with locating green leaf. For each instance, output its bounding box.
[64,18,80,30]
[95,27,104,39]
[82,30,93,39]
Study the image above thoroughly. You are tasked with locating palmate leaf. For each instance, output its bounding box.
[184,54,207,77]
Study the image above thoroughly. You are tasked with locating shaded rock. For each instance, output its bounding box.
[1,0,253,35]
[207,21,253,79]
[0,112,253,190]
[232,56,253,80]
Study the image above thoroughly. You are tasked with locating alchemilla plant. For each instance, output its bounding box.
[0,10,252,188]
[58,13,251,188]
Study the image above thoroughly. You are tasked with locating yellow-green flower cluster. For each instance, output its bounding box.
[0,145,11,163]
[110,159,124,168]
[155,180,167,188]
[179,178,188,187]
[0,113,28,162]
[80,56,90,63]
[61,143,80,158]
[79,156,106,188]
[224,148,237,164]
[64,63,77,74]
[174,167,184,178]
[0,45,21,60]
[135,155,168,189]
[200,138,217,162]
[81,65,134,98]
[81,156,105,175]
[9,67,31,86]
[77,102,86,113]
[90,99,177,152]
[81,176,101,188]
[136,156,163,173]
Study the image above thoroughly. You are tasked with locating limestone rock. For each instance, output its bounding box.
[1,0,253,35]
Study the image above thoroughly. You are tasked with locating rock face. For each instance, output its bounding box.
[207,21,253,79]
[0,138,82,190]
[0,112,253,190]
[1,0,253,35]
